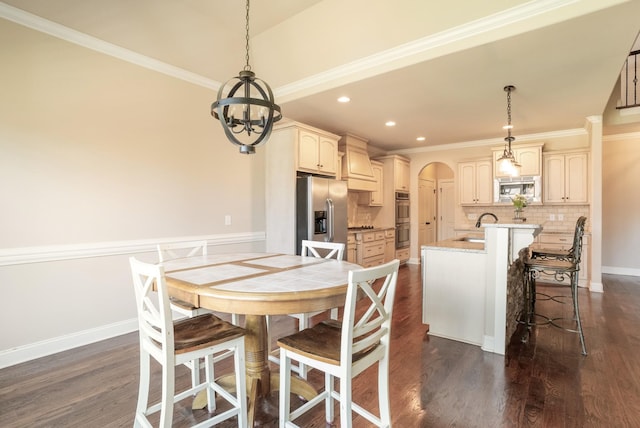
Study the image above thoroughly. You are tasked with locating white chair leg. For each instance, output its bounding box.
[324,371,335,425]
[159,363,175,428]
[135,351,151,426]
[279,350,292,428]
[339,376,352,428]
[296,314,312,379]
[235,342,248,428]
[204,354,216,413]
[189,358,200,390]
[378,356,391,427]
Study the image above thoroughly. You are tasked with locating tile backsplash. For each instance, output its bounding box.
[460,204,590,232]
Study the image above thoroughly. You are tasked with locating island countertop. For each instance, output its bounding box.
[421,239,485,252]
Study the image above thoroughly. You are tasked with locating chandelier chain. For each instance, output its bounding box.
[244,0,251,71]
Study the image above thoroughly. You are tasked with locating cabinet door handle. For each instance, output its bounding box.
[425,222,431,225]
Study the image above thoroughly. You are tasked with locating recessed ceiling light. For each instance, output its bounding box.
[337,96,351,103]
[385,121,396,127]
[416,136,426,141]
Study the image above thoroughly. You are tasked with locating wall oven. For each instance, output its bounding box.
[395,192,410,224]
[396,223,410,249]
[395,192,410,249]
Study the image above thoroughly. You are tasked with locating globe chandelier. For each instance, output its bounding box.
[211,0,282,154]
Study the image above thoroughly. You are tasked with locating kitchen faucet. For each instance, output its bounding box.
[475,212,498,228]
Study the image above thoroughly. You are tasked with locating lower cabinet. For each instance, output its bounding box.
[384,229,395,262]
[395,248,410,262]
[353,228,396,267]
[347,233,357,263]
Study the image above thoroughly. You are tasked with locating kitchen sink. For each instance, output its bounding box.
[456,237,485,244]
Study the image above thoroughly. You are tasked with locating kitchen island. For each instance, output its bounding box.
[421,223,542,355]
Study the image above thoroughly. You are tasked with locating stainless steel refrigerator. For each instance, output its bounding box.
[296,175,348,256]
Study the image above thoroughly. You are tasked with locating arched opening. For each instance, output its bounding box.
[418,162,455,249]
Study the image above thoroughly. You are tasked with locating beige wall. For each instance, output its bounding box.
[0,20,266,360]
[602,133,640,272]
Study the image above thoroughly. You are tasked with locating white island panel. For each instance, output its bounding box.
[422,247,486,346]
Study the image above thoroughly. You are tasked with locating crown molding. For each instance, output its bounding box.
[603,131,640,141]
[1,0,576,99]
[274,0,578,102]
[0,2,220,90]
[394,128,587,155]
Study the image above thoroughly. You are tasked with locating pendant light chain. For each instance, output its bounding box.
[244,0,251,71]
[506,87,512,140]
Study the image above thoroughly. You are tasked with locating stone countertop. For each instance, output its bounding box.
[347,226,395,234]
[422,238,485,253]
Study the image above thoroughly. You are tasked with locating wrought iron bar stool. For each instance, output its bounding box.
[522,216,587,355]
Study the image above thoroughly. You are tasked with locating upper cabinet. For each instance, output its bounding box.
[493,142,544,178]
[358,160,384,206]
[459,159,492,205]
[394,157,410,192]
[297,129,339,176]
[543,151,589,204]
[265,121,341,254]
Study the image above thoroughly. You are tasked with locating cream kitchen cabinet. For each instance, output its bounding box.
[543,151,588,204]
[493,143,543,178]
[458,159,492,205]
[265,120,341,254]
[297,129,339,176]
[384,228,395,262]
[356,231,386,267]
[347,233,357,263]
[394,156,410,192]
[358,160,384,206]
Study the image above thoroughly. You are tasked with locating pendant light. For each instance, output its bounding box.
[211,0,282,154]
[496,85,521,177]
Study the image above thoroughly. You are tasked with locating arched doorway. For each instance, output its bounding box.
[418,162,455,248]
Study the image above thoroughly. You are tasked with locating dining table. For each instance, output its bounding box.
[161,252,361,426]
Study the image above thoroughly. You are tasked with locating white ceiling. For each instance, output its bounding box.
[2,0,639,152]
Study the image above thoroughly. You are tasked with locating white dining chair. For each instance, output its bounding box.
[157,241,240,391]
[268,240,345,379]
[129,257,247,428]
[278,259,400,428]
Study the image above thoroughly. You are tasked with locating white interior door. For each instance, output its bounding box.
[438,179,455,240]
[419,179,436,247]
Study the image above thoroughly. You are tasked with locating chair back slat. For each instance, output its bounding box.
[157,240,208,262]
[571,216,587,265]
[341,260,399,365]
[129,257,174,360]
[301,240,345,260]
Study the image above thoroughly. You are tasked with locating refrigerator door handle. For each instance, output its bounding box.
[326,198,334,242]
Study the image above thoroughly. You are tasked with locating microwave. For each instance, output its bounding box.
[494,176,541,204]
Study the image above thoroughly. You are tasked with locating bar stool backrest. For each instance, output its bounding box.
[571,216,587,266]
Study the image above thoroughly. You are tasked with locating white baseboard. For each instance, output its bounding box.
[602,266,640,277]
[0,318,138,369]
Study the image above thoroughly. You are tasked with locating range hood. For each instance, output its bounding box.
[339,134,376,192]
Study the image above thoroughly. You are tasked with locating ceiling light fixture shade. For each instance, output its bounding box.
[211,0,281,154]
[496,85,521,177]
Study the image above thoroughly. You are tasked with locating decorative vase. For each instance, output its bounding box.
[513,208,526,222]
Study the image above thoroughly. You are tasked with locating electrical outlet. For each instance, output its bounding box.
[468,213,478,220]
[549,214,555,221]
[558,214,564,221]
[225,215,232,226]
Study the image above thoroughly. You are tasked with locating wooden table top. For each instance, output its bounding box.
[163,253,361,316]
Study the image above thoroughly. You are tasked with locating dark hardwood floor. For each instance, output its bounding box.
[1,265,639,427]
